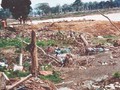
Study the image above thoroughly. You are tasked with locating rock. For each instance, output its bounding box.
[105,84,115,90]
[39,71,53,76]
[101,62,108,65]
[92,84,100,89]
[79,66,86,70]
[13,65,23,71]
[57,87,73,90]
[94,75,108,82]
[82,80,94,89]
[114,82,120,88]
[0,62,8,67]
[97,36,104,39]
[115,85,120,88]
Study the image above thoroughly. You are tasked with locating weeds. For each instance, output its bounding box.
[39,71,62,83]
[0,38,56,48]
[37,40,55,47]
[113,72,120,78]
[0,65,30,78]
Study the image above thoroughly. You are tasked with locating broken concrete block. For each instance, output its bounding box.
[13,64,23,71]
[105,84,115,90]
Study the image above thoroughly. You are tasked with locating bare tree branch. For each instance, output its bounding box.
[6,74,32,90]
[98,10,120,33]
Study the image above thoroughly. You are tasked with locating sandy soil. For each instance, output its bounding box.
[31,12,120,24]
[35,20,120,36]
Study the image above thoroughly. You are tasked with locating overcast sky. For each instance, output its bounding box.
[31,0,108,7]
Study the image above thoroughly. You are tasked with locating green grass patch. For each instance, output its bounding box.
[23,61,31,70]
[37,40,55,47]
[4,70,30,78]
[92,35,120,45]
[0,38,56,48]
[92,38,107,45]
[39,71,62,83]
[103,35,119,40]
[0,66,30,78]
[113,72,120,78]
[0,38,22,48]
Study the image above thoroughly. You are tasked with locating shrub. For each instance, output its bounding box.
[113,72,120,78]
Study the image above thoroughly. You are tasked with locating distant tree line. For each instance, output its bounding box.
[0,9,11,19]
[35,0,120,16]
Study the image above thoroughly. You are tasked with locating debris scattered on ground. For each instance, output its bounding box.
[1,20,120,89]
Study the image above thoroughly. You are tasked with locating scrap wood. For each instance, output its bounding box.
[79,34,89,47]
[0,72,9,81]
[2,72,9,81]
[0,72,9,90]
[24,77,57,90]
[6,74,32,90]
[18,38,61,64]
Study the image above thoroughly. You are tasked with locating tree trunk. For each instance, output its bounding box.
[30,30,38,77]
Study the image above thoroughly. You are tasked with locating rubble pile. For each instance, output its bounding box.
[1,20,120,90]
[23,77,57,90]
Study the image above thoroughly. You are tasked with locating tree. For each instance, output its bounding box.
[35,3,50,15]
[0,8,11,19]
[109,0,114,8]
[51,5,62,14]
[1,0,31,20]
[35,7,42,16]
[72,0,83,11]
[62,4,73,13]
[98,1,106,9]
[114,0,120,7]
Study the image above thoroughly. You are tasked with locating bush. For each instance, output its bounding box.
[113,72,120,78]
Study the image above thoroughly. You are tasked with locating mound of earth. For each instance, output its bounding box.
[36,20,120,36]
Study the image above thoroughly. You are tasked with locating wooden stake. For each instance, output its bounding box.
[30,30,38,77]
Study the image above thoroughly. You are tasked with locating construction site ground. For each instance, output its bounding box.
[1,19,120,90]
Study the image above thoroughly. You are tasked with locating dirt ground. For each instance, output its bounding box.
[1,20,120,90]
[35,20,120,89]
[35,20,120,36]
